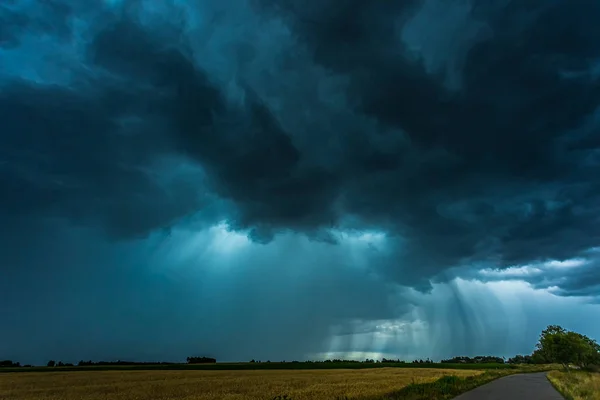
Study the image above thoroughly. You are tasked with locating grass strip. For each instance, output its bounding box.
[547,370,600,400]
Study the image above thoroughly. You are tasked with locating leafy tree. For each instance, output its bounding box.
[579,334,600,367]
[530,349,548,364]
[535,325,599,370]
[47,360,55,367]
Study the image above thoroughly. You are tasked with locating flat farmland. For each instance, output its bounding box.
[0,368,483,400]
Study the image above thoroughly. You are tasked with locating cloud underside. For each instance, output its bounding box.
[1,0,600,298]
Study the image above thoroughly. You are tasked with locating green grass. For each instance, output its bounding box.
[0,362,518,374]
[547,370,600,400]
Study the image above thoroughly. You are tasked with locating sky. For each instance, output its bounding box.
[1,0,600,366]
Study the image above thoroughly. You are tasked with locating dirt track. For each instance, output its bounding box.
[453,372,564,400]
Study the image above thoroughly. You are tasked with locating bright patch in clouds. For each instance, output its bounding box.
[336,230,387,248]
[544,258,588,269]
[312,351,394,362]
[480,265,543,278]
[152,221,251,269]
[208,223,251,254]
[478,257,588,280]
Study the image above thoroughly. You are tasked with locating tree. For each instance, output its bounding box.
[0,360,19,367]
[535,325,600,370]
[579,334,600,367]
[47,360,56,367]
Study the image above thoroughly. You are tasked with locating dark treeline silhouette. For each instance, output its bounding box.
[186,356,216,364]
[382,358,406,363]
[0,360,21,367]
[507,354,534,364]
[75,360,174,366]
[2,356,503,368]
[0,355,540,369]
[247,358,432,364]
[47,361,74,367]
[441,356,504,364]
[6,325,596,371]
[250,359,409,364]
[412,358,434,364]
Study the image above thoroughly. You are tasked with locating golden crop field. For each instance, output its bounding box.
[0,368,483,400]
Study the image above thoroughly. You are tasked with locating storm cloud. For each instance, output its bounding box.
[1,0,600,364]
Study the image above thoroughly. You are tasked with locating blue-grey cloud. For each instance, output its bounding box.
[1,0,600,364]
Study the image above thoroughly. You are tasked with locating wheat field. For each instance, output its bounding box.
[0,368,483,400]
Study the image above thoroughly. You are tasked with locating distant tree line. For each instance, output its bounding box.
[44,358,213,367]
[4,325,598,370]
[506,354,534,364]
[381,358,407,363]
[412,358,434,364]
[0,360,21,367]
[186,356,216,364]
[441,356,504,364]
[248,358,432,364]
[46,361,74,367]
[13,358,225,368]
[75,360,174,366]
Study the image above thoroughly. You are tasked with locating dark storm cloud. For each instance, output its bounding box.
[1,11,304,239]
[4,0,600,367]
[461,249,600,300]
[248,0,600,281]
[0,0,76,48]
[2,0,600,289]
[0,80,206,238]
[537,257,600,298]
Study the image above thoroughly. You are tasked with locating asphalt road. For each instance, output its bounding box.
[453,372,565,400]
